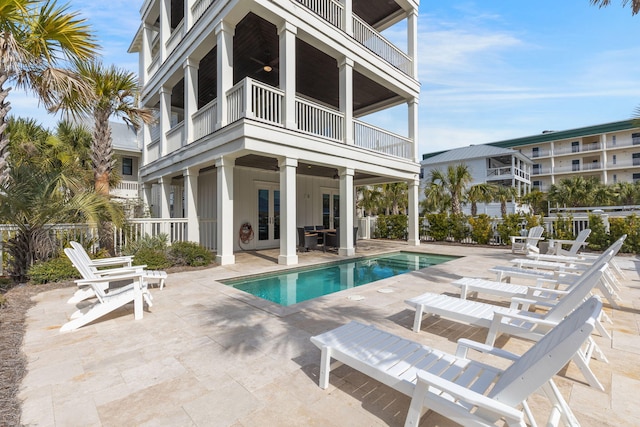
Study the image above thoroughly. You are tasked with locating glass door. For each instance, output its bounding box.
[256,185,280,248]
[322,191,340,230]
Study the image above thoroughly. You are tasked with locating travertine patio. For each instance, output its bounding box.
[18,241,640,426]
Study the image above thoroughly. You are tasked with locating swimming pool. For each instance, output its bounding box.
[222,252,457,306]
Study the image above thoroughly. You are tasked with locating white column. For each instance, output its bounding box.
[278,157,298,265]
[141,183,153,215]
[216,156,235,265]
[141,24,153,84]
[601,134,608,184]
[184,58,199,144]
[408,98,419,162]
[184,167,200,242]
[184,0,193,30]
[407,10,418,78]
[216,22,234,129]
[279,22,297,130]
[159,176,171,218]
[339,57,354,145]
[407,178,420,246]
[338,167,355,256]
[159,86,171,156]
[343,0,353,36]
[160,0,170,61]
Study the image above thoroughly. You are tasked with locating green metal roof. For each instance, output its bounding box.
[487,120,638,148]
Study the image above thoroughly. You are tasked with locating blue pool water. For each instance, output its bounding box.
[222,252,457,306]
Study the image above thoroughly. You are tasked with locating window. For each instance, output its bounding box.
[532,164,541,174]
[634,173,640,183]
[533,180,541,190]
[571,141,579,152]
[612,155,617,165]
[572,159,580,171]
[122,157,133,176]
[612,135,617,146]
[419,168,424,179]
[613,174,617,184]
[532,147,539,158]
[634,153,640,166]
[633,133,640,145]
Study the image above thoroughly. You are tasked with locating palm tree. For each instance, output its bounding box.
[429,164,472,215]
[0,0,97,185]
[591,0,640,14]
[494,185,517,218]
[521,189,546,215]
[357,185,382,216]
[465,183,497,216]
[55,61,154,196]
[421,181,450,214]
[379,182,408,215]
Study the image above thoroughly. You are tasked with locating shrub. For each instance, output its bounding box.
[468,214,493,244]
[551,214,574,240]
[448,214,469,242]
[132,247,172,270]
[122,234,168,256]
[374,215,407,240]
[587,214,609,251]
[169,241,213,267]
[425,213,449,241]
[28,255,80,284]
[496,214,522,245]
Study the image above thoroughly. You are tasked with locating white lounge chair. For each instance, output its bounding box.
[61,248,153,332]
[67,242,167,303]
[546,228,591,256]
[405,262,609,391]
[311,296,602,426]
[510,225,544,255]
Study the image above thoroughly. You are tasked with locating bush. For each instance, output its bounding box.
[169,241,213,267]
[132,247,172,270]
[28,255,80,284]
[374,215,407,239]
[551,214,574,240]
[448,214,469,242]
[121,234,168,256]
[587,214,609,251]
[468,214,493,244]
[496,214,523,245]
[425,213,449,241]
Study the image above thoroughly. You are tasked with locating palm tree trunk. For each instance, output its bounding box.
[0,72,12,186]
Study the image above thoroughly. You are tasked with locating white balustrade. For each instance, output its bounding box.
[296,0,344,29]
[193,99,217,140]
[166,122,184,153]
[226,78,284,126]
[352,15,412,76]
[147,54,159,77]
[146,141,159,163]
[296,97,344,141]
[226,80,245,123]
[353,120,411,159]
[192,0,214,23]
[165,19,184,55]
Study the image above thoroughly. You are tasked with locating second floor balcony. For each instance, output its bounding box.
[147,77,413,163]
[487,166,530,181]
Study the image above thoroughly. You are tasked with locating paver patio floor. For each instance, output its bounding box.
[18,241,640,426]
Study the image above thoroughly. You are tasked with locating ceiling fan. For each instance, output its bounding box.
[251,51,279,73]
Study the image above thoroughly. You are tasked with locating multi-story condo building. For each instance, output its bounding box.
[487,120,640,192]
[128,0,421,265]
[421,145,532,216]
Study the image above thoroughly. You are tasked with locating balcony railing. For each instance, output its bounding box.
[193,99,217,140]
[297,0,344,29]
[148,54,160,76]
[486,166,530,181]
[227,78,284,126]
[352,15,412,76]
[166,122,184,153]
[192,0,214,23]
[296,98,343,142]
[166,19,184,56]
[146,141,159,163]
[353,120,411,159]
[553,142,601,155]
[296,0,412,76]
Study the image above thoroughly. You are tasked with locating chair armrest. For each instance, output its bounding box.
[455,338,520,361]
[88,256,134,267]
[492,311,558,328]
[413,370,524,423]
[509,296,557,310]
[93,265,147,276]
[75,272,145,285]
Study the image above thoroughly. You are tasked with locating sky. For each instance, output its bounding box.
[9,1,640,158]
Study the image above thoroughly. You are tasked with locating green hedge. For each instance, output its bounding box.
[28,255,80,284]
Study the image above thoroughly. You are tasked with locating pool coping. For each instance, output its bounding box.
[214,250,460,317]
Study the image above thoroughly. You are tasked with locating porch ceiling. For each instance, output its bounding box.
[170,12,400,115]
[235,154,377,180]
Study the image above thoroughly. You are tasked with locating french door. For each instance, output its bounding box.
[322,190,340,229]
[256,184,280,248]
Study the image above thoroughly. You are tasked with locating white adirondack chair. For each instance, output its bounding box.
[545,228,591,256]
[405,262,609,391]
[510,226,544,255]
[67,242,167,303]
[311,296,602,426]
[61,248,153,332]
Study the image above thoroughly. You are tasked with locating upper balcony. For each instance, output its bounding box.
[146,77,412,163]
[553,141,602,156]
[486,166,530,182]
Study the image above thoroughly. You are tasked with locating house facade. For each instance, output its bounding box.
[421,145,532,216]
[128,0,421,265]
[487,120,640,192]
